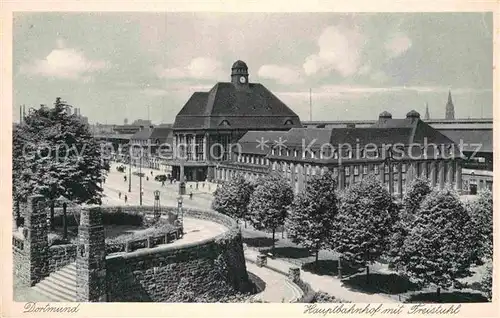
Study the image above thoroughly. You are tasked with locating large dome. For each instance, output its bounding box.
[232,60,248,69]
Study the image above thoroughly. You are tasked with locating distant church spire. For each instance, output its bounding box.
[424,102,430,120]
[445,90,455,119]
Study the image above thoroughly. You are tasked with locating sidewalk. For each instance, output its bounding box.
[244,248,399,303]
[245,262,302,303]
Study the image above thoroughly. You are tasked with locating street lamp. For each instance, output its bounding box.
[177,196,184,228]
[128,154,132,193]
[153,190,161,222]
[139,148,143,206]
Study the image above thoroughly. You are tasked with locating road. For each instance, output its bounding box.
[102,163,213,210]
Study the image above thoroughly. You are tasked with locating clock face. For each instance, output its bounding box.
[239,76,246,84]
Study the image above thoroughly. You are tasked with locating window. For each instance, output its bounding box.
[293,149,298,157]
[271,148,275,155]
[393,164,398,173]
[286,149,290,156]
[284,119,294,125]
[266,158,269,165]
[385,165,389,173]
[310,151,315,159]
[374,165,379,174]
[345,166,350,176]
[333,150,338,160]
[354,165,359,175]
[363,165,368,174]
[219,120,231,127]
[402,164,407,173]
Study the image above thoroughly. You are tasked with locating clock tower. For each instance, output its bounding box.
[231,60,249,87]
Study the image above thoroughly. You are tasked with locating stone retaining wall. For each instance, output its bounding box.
[48,244,77,273]
[105,208,250,302]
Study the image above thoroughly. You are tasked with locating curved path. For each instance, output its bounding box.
[246,262,302,303]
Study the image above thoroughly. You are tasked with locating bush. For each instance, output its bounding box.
[105,223,177,254]
[312,291,350,303]
[116,165,126,173]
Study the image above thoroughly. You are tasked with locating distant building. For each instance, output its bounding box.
[221,110,462,197]
[424,102,430,120]
[445,91,455,119]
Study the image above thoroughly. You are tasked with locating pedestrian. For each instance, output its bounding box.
[196,182,199,190]
[124,195,128,203]
[124,175,127,182]
[189,192,193,200]
[119,192,121,199]
[151,171,153,176]
[146,176,149,181]
[162,181,165,187]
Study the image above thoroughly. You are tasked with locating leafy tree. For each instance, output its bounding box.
[286,172,338,266]
[247,173,294,253]
[398,188,475,297]
[211,174,255,225]
[332,174,396,280]
[387,177,432,269]
[12,98,107,233]
[480,260,492,301]
[467,189,493,261]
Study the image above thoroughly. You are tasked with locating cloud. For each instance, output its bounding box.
[157,57,225,80]
[303,25,365,77]
[257,64,303,85]
[385,32,412,58]
[19,40,109,80]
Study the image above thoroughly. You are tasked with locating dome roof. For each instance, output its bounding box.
[379,111,392,118]
[232,60,248,69]
[406,110,421,118]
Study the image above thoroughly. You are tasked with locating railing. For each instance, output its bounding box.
[106,227,183,254]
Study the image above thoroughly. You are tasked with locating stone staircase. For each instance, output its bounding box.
[32,262,77,302]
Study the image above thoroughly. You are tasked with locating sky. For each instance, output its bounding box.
[13,12,493,124]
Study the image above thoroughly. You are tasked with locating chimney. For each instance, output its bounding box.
[140,125,144,131]
[149,125,154,130]
[74,108,78,116]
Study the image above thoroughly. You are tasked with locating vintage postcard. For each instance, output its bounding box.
[1,1,498,317]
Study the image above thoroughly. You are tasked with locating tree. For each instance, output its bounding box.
[211,174,254,225]
[286,172,339,266]
[12,98,107,232]
[467,189,493,261]
[387,177,432,269]
[480,260,492,301]
[397,188,475,297]
[332,174,396,280]
[247,173,294,253]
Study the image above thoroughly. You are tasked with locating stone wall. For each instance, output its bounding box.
[105,209,250,302]
[48,244,77,273]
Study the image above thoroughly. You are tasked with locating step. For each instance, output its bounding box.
[34,281,76,302]
[48,274,78,291]
[51,268,76,281]
[32,286,61,302]
[49,272,77,288]
[38,279,77,298]
[59,266,77,276]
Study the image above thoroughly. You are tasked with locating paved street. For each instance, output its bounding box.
[102,163,214,210]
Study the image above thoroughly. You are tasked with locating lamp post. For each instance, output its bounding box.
[128,153,132,193]
[153,190,161,222]
[177,195,184,228]
[139,149,143,206]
